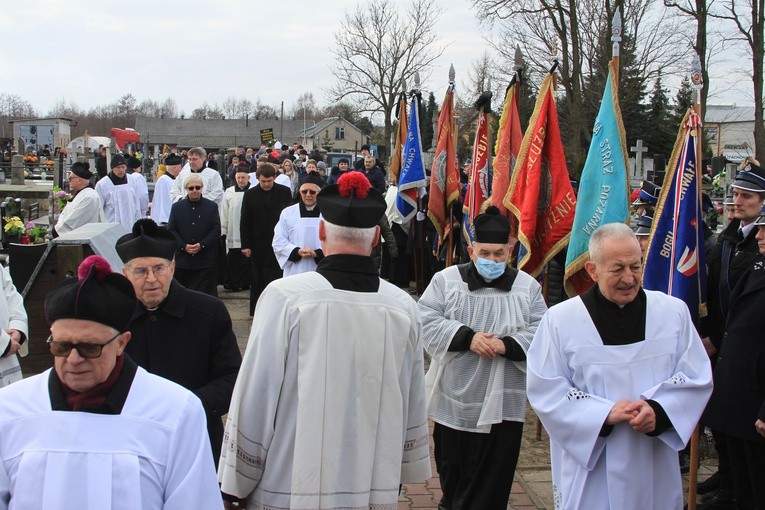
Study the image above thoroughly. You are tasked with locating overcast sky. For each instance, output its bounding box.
[0,0,754,118]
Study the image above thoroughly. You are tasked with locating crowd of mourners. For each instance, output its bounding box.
[0,136,761,510]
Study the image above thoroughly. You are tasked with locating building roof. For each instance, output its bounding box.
[134,117,316,148]
[705,105,755,124]
[8,117,73,124]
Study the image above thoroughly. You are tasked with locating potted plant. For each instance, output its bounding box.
[3,216,25,244]
[26,223,48,244]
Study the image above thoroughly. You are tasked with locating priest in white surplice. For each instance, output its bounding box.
[527,223,713,510]
[0,255,223,509]
[53,162,104,237]
[170,147,224,208]
[150,153,181,225]
[127,156,149,217]
[95,154,142,232]
[220,165,251,290]
[272,173,324,277]
[419,205,547,510]
[219,172,431,509]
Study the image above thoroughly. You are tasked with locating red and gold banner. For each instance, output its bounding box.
[504,72,576,277]
[427,86,460,240]
[388,94,408,184]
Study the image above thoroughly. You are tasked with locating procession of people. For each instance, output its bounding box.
[0,132,763,510]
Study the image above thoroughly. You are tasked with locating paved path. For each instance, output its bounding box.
[220,287,718,510]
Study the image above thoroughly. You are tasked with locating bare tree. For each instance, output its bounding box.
[472,0,687,169]
[0,94,36,118]
[289,92,319,121]
[711,0,765,163]
[663,0,711,114]
[329,0,445,147]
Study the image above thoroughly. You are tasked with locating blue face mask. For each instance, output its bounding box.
[474,257,506,280]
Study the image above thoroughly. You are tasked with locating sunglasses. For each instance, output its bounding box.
[186,186,202,191]
[47,332,122,359]
[300,189,318,195]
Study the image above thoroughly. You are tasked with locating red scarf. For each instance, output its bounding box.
[62,355,125,411]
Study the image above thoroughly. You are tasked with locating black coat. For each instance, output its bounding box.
[704,256,765,443]
[167,197,221,270]
[125,280,242,462]
[240,184,292,262]
[702,220,760,349]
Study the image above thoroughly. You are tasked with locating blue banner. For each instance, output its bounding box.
[643,110,707,326]
[564,61,630,296]
[397,96,427,222]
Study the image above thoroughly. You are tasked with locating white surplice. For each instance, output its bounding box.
[418,265,547,432]
[218,272,431,509]
[95,176,142,232]
[271,204,321,276]
[0,265,27,387]
[0,367,223,510]
[220,186,246,250]
[150,174,174,225]
[170,167,223,207]
[526,290,713,510]
[128,171,149,217]
[54,186,104,236]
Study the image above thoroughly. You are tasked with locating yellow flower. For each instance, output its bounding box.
[3,216,25,236]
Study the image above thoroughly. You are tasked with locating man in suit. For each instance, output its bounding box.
[240,163,292,315]
[704,204,765,509]
[116,218,242,466]
[168,174,221,296]
[699,160,765,506]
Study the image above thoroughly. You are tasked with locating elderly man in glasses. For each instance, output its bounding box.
[168,174,221,296]
[0,255,224,509]
[116,218,241,468]
[272,173,324,277]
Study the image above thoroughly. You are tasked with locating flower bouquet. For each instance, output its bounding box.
[53,187,72,210]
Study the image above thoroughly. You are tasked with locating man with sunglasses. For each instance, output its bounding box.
[170,147,224,208]
[272,173,324,277]
[52,161,104,237]
[0,255,223,508]
[168,174,221,296]
[116,218,241,469]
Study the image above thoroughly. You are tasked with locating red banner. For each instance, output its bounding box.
[490,76,522,218]
[463,109,491,243]
[427,86,460,240]
[388,94,408,184]
[504,72,576,277]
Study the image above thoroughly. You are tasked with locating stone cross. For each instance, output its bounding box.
[630,139,648,181]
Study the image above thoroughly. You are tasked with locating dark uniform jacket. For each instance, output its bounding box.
[240,184,292,263]
[704,255,765,443]
[167,197,221,270]
[702,219,760,350]
[124,280,242,462]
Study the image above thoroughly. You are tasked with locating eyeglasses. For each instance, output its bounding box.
[300,189,318,195]
[47,332,122,359]
[186,186,202,191]
[127,263,170,279]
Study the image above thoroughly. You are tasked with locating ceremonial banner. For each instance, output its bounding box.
[462,108,492,244]
[564,60,631,296]
[490,75,523,217]
[427,85,460,240]
[643,109,707,325]
[388,93,408,184]
[504,72,576,277]
[396,96,427,222]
